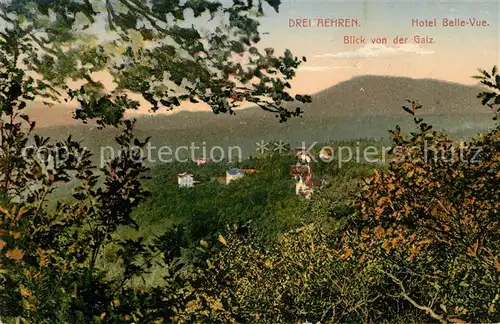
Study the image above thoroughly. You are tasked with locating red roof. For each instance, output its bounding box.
[320,148,333,156]
[291,165,311,175]
[240,169,257,174]
[296,151,313,157]
[305,178,323,187]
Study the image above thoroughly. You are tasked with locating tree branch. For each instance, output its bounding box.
[380,268,454,324]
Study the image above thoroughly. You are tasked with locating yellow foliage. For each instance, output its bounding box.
[20,286,31,298]
[381,241,391,253]
[218,234,227,246]
[6,247,24,260]
[211,299,224,311]
[0,206,10,217]
[342,247,353,259]
[185,299,200,312]
[38,249,48,267]
[373,226,385,239]
[10,231,21,239]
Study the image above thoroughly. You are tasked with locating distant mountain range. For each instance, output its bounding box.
[27,75,490,126]
[304,75,489,117]
[31,75,495,162]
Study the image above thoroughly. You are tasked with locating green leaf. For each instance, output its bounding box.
[265,0,281,12]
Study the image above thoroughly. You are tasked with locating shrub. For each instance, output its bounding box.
[343,86,499,322]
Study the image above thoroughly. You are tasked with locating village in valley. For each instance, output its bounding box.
[176,146,333,199]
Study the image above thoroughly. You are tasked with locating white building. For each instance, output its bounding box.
[295,175,324,199]
[177,173,195,188]
[296,148,313,164]
[226,168,245,185]
[319,147,333,161]
[296,177,313,199]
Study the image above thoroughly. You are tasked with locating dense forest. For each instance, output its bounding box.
[0,0,498,323]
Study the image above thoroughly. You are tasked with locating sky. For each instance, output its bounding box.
[132,0,500,113]
[151,0,499,113]
[253,0,499,94]
[3,0,499,114]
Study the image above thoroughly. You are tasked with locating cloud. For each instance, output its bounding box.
[297,65,359,72]
[313,44,434,59]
